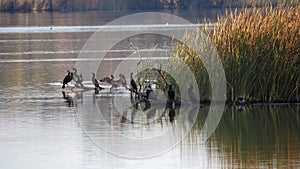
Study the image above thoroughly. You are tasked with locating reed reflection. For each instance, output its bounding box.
[188,105,300,168]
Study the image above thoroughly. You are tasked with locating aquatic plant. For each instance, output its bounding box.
[174,4,300,103]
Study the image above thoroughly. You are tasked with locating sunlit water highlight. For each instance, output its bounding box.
[0,24,213,34]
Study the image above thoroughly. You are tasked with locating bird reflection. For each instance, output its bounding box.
[62,91,83,107]
[169,107,175,123]
[62,91,75,106]
[142,100,151,111]
[120,111,127,124]
[130,101,138,124]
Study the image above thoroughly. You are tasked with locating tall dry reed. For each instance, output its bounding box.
[174,4,300,103]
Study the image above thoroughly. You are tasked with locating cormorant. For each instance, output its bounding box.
[168,85,175,100]
[119,73,127,87]
[130,72,137,92]
[78,74,83,85]
[99,76,112,84]
[92,73,103,90]
[62,70,73,88]
[145,84,152,100]
[73,68,83,86]
[110,75,119,90]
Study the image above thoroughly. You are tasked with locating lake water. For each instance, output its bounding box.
[0,10,299,169]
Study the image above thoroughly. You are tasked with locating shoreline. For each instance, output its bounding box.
[0,1,294,13]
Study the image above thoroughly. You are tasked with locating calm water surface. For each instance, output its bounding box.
[0,10,299,169]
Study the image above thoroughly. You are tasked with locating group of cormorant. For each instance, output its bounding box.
[62,68,177,102]
[62,68,83,89]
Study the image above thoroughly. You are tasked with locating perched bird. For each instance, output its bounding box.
[145,84,153,100]
[62,70,73,88]
[92,73,103,89]
[99,75,112,84]
[110,75,119,90]
[168,85,175,100]
[72,68,79,81]
[119,73,127,87]
[78,74,83,85]
[72,68,83,86]
[130,72,137,92]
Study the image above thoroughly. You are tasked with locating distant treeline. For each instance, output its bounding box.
[0,0,297,12]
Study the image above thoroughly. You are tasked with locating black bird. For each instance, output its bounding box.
[92,73,103,89]
[145,84,152,100]
[62,70,73,88]
[168,85,175,100]
[130,72,137,92]
[99,76,112,84]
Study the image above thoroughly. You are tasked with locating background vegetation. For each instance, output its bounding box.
[0,0,298,12]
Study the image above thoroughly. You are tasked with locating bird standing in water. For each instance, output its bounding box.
[72,68,83,86]
[99,75,112,84]
[110,75,119,91]
[92,73,103,90]
[168,85,175,100]
[62,70,73,88]
[78,74,83,86]
[130,73,137,92]
[119,73,127,87]
[145,84,152,100]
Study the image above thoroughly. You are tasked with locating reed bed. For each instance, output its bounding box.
[173,4,300,103]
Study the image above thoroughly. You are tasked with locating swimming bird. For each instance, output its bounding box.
[92,73,103,90]
[130,72,137,92]
[62,70,73,88]
[168,85,175,100]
